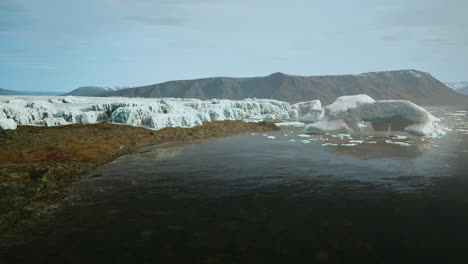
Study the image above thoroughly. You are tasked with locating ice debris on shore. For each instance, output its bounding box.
[0,96,298,131]
[275,121,305,127]
[304,94,447,138]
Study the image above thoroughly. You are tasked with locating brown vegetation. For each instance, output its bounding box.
[0,121,278,231]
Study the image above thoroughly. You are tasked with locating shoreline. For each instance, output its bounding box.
[0,121,279,233]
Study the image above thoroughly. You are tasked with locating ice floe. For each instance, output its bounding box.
[322,143,339,146]
[266,136,276,139]
[385,140,411,147]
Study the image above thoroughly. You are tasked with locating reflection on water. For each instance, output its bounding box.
[1,107,468,264]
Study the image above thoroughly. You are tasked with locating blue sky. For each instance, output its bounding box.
[1,0,467,92]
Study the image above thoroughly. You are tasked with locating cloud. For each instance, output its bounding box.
[377,0,468,46]
[0,0,26,12]
[121,15,184,26]
[104,0,221,5]
[0,0,27,32]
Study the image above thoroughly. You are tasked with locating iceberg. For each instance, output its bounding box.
[304,94,446,138]
[292,100,324,121]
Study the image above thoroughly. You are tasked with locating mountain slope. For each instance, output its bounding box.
[0,88,62,96]
[106,70,466,105]
[64,86,128,96]
[0,88,18,95]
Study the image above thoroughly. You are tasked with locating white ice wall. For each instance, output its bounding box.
[0,96,297,131]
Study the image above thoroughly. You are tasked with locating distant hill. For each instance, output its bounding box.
[445,81,468,91]
[105,70,467,105]
[0,88,62,96]
[444,82,468,95]
[64,86,129,96]
[457,86,468,95]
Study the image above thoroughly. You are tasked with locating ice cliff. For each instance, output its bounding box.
[0,95,447,138]
[0,96,297,131]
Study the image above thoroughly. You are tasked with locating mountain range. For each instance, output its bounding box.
[0,88,62,96]
[105,70,466,105]
[63,86,129,96]
[445,82,468,95]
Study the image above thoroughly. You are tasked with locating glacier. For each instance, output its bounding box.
[0,96,297,131]
[0,94,448,138]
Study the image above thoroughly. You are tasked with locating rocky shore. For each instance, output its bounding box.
[0,121,278,232]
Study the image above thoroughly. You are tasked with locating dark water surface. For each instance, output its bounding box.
[2,107,468,263]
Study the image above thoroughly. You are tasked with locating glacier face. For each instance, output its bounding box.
[0,96,297,131]
[0,95,447,138]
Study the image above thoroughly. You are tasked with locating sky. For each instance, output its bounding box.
[1,0,467,92]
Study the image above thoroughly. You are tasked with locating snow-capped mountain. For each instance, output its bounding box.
[444,82,468,95]
[444,81,468,90]
[64,86,129,96]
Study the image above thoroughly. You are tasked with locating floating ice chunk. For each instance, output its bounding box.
[266,136,276,139]
[251,133,256,135]
[298,134,311,138]
[385,140,411,146]
[262,134,268,136]
[301,140,311,144]
[349,140,364,144]
[0,118,17,130]
[275,121,306,127]
[322,143,338,146]
[358,122,369,128]
[366,141,377,144]
[289,139,296,142]
[341,143,357,147]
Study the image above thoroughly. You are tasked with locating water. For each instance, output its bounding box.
[2,107,468,263]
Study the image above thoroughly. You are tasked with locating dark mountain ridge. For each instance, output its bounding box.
[105,70,466,105]
[64,86,129,96]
